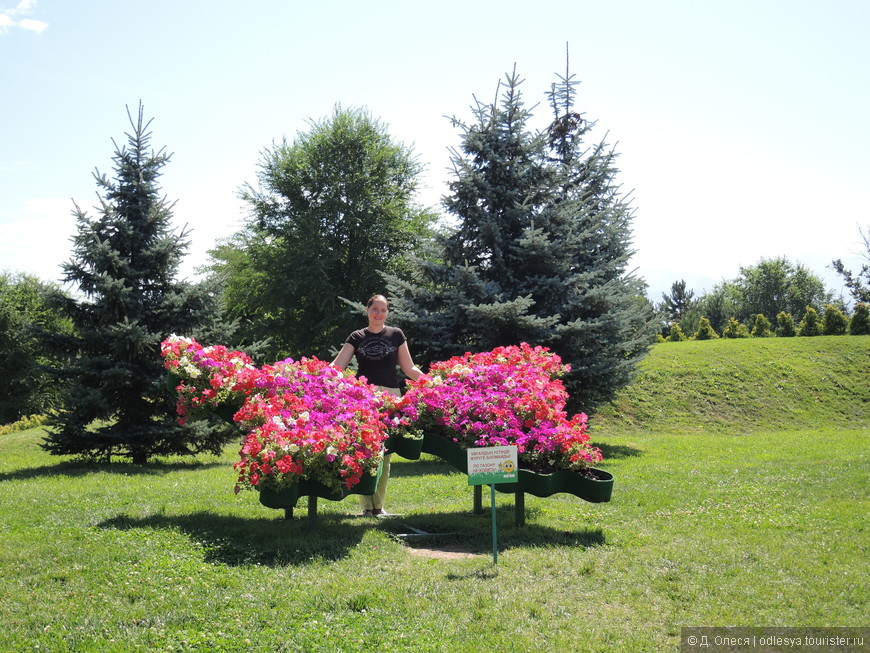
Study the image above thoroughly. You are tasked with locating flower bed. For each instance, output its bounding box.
[392,343,602,477]
[160,335,257,424]
[160,336,389,495]
[161,336,608,505]
[231,358,389,494]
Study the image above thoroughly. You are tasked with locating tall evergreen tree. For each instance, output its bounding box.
[386,66,656,413]
[42,104,236,463]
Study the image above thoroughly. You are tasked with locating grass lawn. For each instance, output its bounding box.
[1,421,866,652]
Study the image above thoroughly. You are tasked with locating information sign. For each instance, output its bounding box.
[467,446,518,485]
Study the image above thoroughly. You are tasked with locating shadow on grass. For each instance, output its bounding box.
[97,504,605,568]
[99,510,371,566]
[0,459,225,483]
[593,442,644,459]
[384,507,607,554]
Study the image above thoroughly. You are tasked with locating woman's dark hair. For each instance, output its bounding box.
[366,294,389,308]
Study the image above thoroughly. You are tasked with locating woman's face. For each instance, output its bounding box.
[367,299,388,329]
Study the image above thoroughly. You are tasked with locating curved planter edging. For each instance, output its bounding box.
[165,372,181,392]
[495,468,613,503]
[422,432,613,503]
[258,462,383,510]
[421,432,468,472]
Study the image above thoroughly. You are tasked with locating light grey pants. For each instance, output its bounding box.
[358,386,400,511]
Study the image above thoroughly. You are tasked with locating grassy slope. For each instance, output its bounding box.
[591,335,870,435]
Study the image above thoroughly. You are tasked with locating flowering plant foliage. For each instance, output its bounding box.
[160,335,257,425]
[393,343,602,475]
[231,358,389,493]
[160,336,389,493]
[161,337,604,495]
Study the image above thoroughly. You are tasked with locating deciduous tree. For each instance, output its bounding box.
[213,106,437,362]
[736,257,831,324]
[0,273,72,423]
[832,225,870,303]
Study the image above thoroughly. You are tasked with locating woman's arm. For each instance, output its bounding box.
[397,342,424,381]
[331,343,356,370]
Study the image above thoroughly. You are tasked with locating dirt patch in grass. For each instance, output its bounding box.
[403,544,485,559]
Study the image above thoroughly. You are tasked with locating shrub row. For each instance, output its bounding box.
[662,303,870,341]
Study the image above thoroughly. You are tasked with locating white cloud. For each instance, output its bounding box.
[18,17,45,33]
[0,0,47,35]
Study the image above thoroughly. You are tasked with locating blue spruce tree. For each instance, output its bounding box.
[41,104,237,463]
[386,65,655,413]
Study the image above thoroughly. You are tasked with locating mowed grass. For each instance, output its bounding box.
[1,337,868,652]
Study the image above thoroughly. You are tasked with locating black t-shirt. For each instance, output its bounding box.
[345,326,407,388]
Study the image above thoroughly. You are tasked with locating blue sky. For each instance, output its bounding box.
[2,0,868,302]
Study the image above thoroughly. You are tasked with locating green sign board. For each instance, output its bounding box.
[467,446,518,485]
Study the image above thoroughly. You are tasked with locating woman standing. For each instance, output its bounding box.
[332,294,424,516]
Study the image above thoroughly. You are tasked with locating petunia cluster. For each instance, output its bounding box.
[160,336,389,494]
[160,335,257,425]
[231,357,389,493]
[393,342,602,475]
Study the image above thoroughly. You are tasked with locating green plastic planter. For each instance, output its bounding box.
[422,432,613,503]
[257,462,383,510]
[384,433,424,460]
[496,468,613,502]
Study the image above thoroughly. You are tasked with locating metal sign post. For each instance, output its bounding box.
[467,446,518,565]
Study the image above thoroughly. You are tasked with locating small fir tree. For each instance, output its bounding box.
[694,316,719,340]
[797,306,821,336]
[41,104,236,463]
[776,311,796,337]
[659,280,696,334]
[849,303,870,335]
[722,317,750,338]
[821,304,848,335]
[751,313,772,337]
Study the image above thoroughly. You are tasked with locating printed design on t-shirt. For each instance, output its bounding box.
[358,335,396,361]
